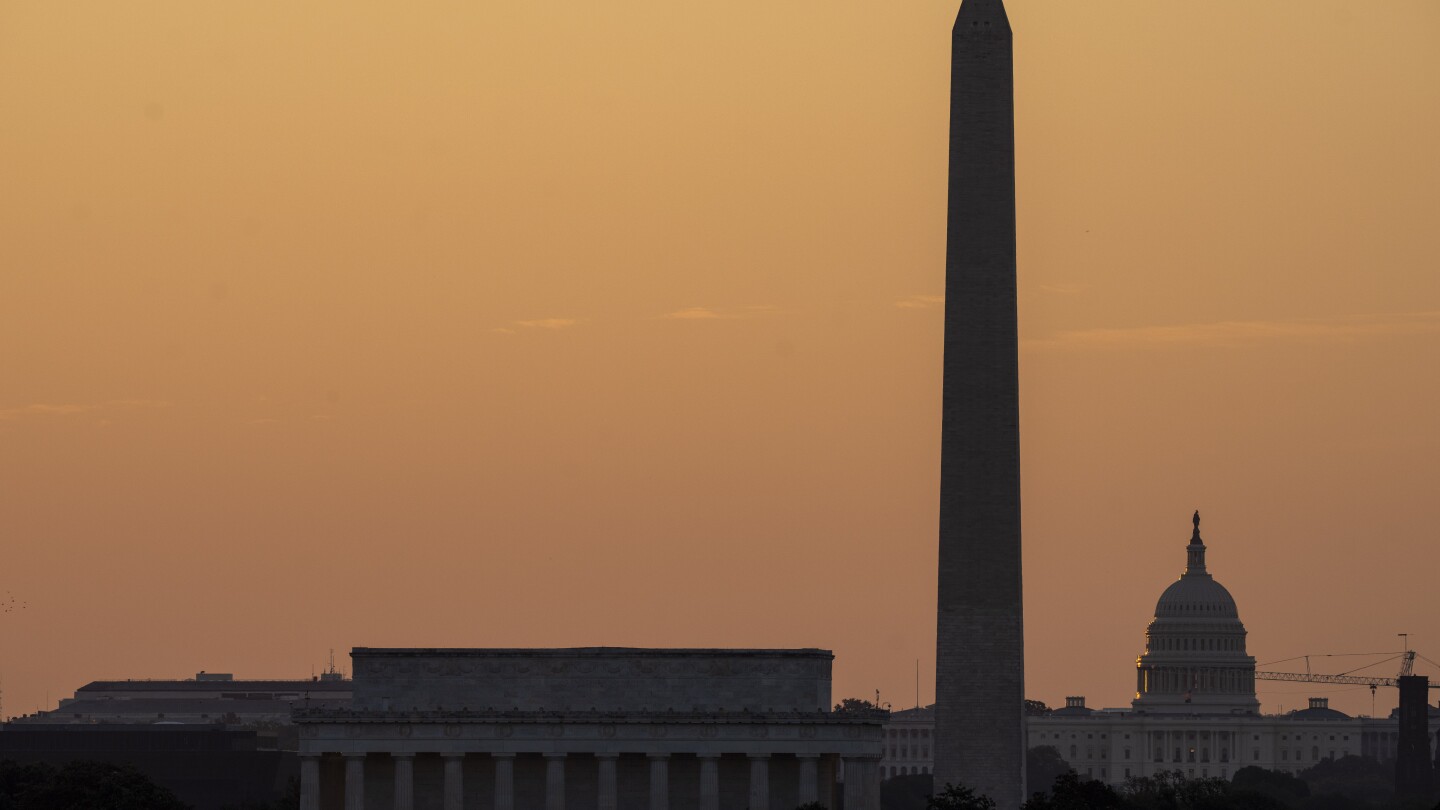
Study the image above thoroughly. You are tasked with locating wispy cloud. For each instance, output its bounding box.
[894,295,945,310]
[661,307,726,320]
[1026,311,1440,351]
[657,305,779,321]
[514,318,579,330]
[0,404,92,419]
[0,399,171,422]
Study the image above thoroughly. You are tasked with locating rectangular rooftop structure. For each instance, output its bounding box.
[350,647,834,713]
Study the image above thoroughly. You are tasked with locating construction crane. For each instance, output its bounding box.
[1256,634,1439,692]
[1254,650,1429,689]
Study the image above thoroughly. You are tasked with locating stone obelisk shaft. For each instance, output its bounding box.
[934,0,1025,806]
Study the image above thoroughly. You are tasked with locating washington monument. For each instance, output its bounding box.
[934,0,1025,805]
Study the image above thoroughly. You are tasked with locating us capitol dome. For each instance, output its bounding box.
[1133,511,1259,714]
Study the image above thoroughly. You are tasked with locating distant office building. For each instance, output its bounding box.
[882,515,1438,788]
[296,647,884,810]
[11,671,351,727]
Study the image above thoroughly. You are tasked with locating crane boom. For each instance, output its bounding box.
[1255,671,1396,687]
[1255,653,1436,688]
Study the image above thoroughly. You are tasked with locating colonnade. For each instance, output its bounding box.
[1137,665,1256,696]
[301,751,876,810]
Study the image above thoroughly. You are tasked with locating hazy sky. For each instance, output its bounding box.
[2,1,1438,721]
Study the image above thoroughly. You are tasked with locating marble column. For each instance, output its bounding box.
[648,753,669,810]
[697,754,721,810]
[864,757,881,810]
[442,754,464,810]
[844,757,862,810]
[299,754,321,810]
[393,754,415,810]
[796,754,820,806]
[748,754,770,810]
[545,753,567,810]
[597,753,619,810]
[845,756,880,810]
[494,753,516,810]
[344,754,365,810]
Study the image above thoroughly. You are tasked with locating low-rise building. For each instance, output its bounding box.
[11,671,351,727]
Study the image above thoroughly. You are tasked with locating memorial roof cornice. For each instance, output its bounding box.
[79,680,352,692]
[293,708,886,724]
[350,647,833,659]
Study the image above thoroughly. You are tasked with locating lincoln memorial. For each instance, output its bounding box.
[296,648,884,810]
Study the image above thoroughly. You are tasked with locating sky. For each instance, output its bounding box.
[1,1,1438,721]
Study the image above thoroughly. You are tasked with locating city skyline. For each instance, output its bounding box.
[2,0,1438,725]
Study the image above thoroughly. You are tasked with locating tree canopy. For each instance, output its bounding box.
[927,783,997,810]
[0,760,190,810]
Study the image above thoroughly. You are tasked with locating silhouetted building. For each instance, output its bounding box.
[11,671,351,728]
[1395,676,1434,796]
[934,0,1025,804]
[0,723,295,810]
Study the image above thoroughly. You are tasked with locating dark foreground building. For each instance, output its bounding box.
[0,723,295,810]
[935,0,1026,805]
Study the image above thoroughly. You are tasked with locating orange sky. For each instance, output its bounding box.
[2,1,1438,721]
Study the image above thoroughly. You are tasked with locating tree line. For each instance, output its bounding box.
[883,750,1440,810]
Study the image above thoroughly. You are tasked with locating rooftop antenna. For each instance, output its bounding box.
[916,659,921,710]
[319,649,344,682]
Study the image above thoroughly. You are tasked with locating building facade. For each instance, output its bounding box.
[296,648,885,810]
[1028,697,1389,784]
[889,697,1433,788]
[880,705,934,779]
